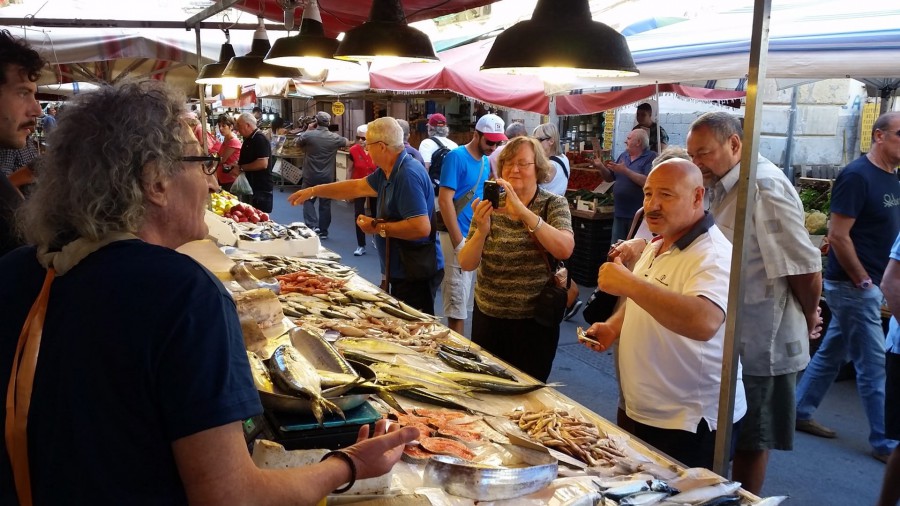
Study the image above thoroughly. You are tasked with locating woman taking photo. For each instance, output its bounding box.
[458,137,574,382]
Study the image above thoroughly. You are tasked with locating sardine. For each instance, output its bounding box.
[269,344,344,425]
[437,350,518,381]
[247,351,274,392]
[438,371,551,395]
[376,302,419,320]
[667,481,741,504]
[344,289,382,302]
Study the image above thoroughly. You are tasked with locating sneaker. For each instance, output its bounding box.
[796,418,837,438]
[318,231,328,240]
[563,300,584,321]
[873,451,891,464]
[354,246,366,256]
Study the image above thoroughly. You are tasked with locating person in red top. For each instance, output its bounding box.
[348,124,377,256]
[213,114,242,192]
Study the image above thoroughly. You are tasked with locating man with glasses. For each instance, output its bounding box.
[686,111,822,494]
[288,117,443,314]
[296,111,352,239]
[592,128,656,243]
[795,111,900,464]
[234,112,274,213]
[437,113,507,335]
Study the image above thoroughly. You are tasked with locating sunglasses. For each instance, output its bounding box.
[357,136,366,141]
[478,132,504,147]
[536,136,552,142]
[182,155,219,175]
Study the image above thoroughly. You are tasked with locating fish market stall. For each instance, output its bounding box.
[178,223,779,506]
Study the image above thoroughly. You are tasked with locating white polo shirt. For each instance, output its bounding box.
[620,213,747,433]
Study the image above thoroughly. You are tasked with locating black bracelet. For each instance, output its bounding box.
[320,450,357,494]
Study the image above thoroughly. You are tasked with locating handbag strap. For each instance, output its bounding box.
[450,157,488,216]
[6,268,56,506]
[526,197,570,288]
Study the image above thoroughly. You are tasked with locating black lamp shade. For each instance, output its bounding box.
[265,7,350,68]
[196,43,236,84]
[334,0,437,62]
[223,35,302,80]
[481,0,639,77]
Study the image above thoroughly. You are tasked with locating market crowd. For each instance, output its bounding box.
[4,24,900,505]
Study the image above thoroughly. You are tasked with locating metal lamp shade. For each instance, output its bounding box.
[196,43,236,84]
[222,37,302,80]
[481,0,639,77]
[333,0,437,62]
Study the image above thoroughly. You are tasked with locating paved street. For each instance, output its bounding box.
[270,189,889,504]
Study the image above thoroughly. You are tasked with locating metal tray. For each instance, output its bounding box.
[423,446,558,501]
[258,361,374,414]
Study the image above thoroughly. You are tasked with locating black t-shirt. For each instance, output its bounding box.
[238,129,273,193]
[0,241,261,504]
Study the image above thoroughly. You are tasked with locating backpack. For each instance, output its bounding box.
[428,136,451,196]
[549,155,570,179]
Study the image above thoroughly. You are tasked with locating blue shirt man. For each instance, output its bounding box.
[594,128,656,242]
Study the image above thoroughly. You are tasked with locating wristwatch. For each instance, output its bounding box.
[378,223,387,238]
[857,277,873,289]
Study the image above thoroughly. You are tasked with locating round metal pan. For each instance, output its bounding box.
[258,361,375,414]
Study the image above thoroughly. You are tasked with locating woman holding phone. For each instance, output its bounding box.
[458,136,574,382]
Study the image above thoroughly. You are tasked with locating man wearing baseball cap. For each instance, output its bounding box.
[419,113,458,170]
[437,113,507,335]
[296,110,352,239]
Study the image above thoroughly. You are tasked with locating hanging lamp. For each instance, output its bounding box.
[333,0,438,63]
[481,0,639,78]
[265,0,356,72]
[195,30,237,84]
[222,18,302,80]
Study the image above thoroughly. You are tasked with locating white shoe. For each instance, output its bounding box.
[353,246,366,256]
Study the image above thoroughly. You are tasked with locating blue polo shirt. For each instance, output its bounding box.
[367,152,444,279]
[613,148,656,219]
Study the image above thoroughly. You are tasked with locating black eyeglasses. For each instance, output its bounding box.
[477,131,505,147]
[182,155,219,175]
[357,136,366,141]
[536,136,552,142]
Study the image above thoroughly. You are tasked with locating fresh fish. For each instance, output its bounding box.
[437,371,551,395]
[439,343,482,362]
[290,327,357,375]
[370,363,474,395]
[269,344,344,425]
[397,387,477,413]
[619,491,672,506]
[246,351,274,393]
[344,289,383,303]
[317,370,364,389]
[397,300,436,321]
[334,337,419,356]
[667,481,742,504]
[419,436,476,460]
[337,349,388,366]
[320,308,352,320]
[753,496,788,506]
[696,495,741,506]
[330,324,367,337]
[603,481,651,501]
[437,350,518,381]
[376,302,419,320]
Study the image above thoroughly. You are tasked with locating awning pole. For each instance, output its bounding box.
[712,0,772,476]
[194,27,210,154]
[654,81,660,151]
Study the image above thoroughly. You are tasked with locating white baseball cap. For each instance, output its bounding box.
[356,124,368,136]
[475,114,507,142]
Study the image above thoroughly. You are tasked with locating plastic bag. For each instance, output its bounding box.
[231,172,253,196]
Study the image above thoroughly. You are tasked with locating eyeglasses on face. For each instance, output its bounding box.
[357,136,366,141]
[182,155,219,175]
[365,140,386,151]
[509,161,535,169]
[477,131,505,147]
[536,136,552,142]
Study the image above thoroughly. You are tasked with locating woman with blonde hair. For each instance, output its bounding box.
[459,136,574,381]
[533,123,570,195]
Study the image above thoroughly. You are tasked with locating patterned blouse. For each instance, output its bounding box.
[468,188,572,319]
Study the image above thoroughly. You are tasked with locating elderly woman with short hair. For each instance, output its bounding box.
[458,136,575,382]
[0,80,415,505]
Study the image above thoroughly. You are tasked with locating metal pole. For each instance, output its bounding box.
[783,85,799,182]
[195,27,211,154]
[654,81,661,152]
[712,0,772,476]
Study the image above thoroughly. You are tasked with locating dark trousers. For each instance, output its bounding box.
[390,269,443,315]
[471,304,560,383]
[354,196,377,247]
[303,195,331,233]
[250,191,273,213]
[626,414,742,469]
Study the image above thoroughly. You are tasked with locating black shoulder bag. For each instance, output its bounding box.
[530,199,571,327]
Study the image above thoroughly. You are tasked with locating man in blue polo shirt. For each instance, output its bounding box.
[593,128,656,242]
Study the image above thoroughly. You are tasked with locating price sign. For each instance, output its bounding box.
[332,101,345,116]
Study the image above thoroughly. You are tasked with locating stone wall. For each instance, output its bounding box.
[612,78,869,168]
